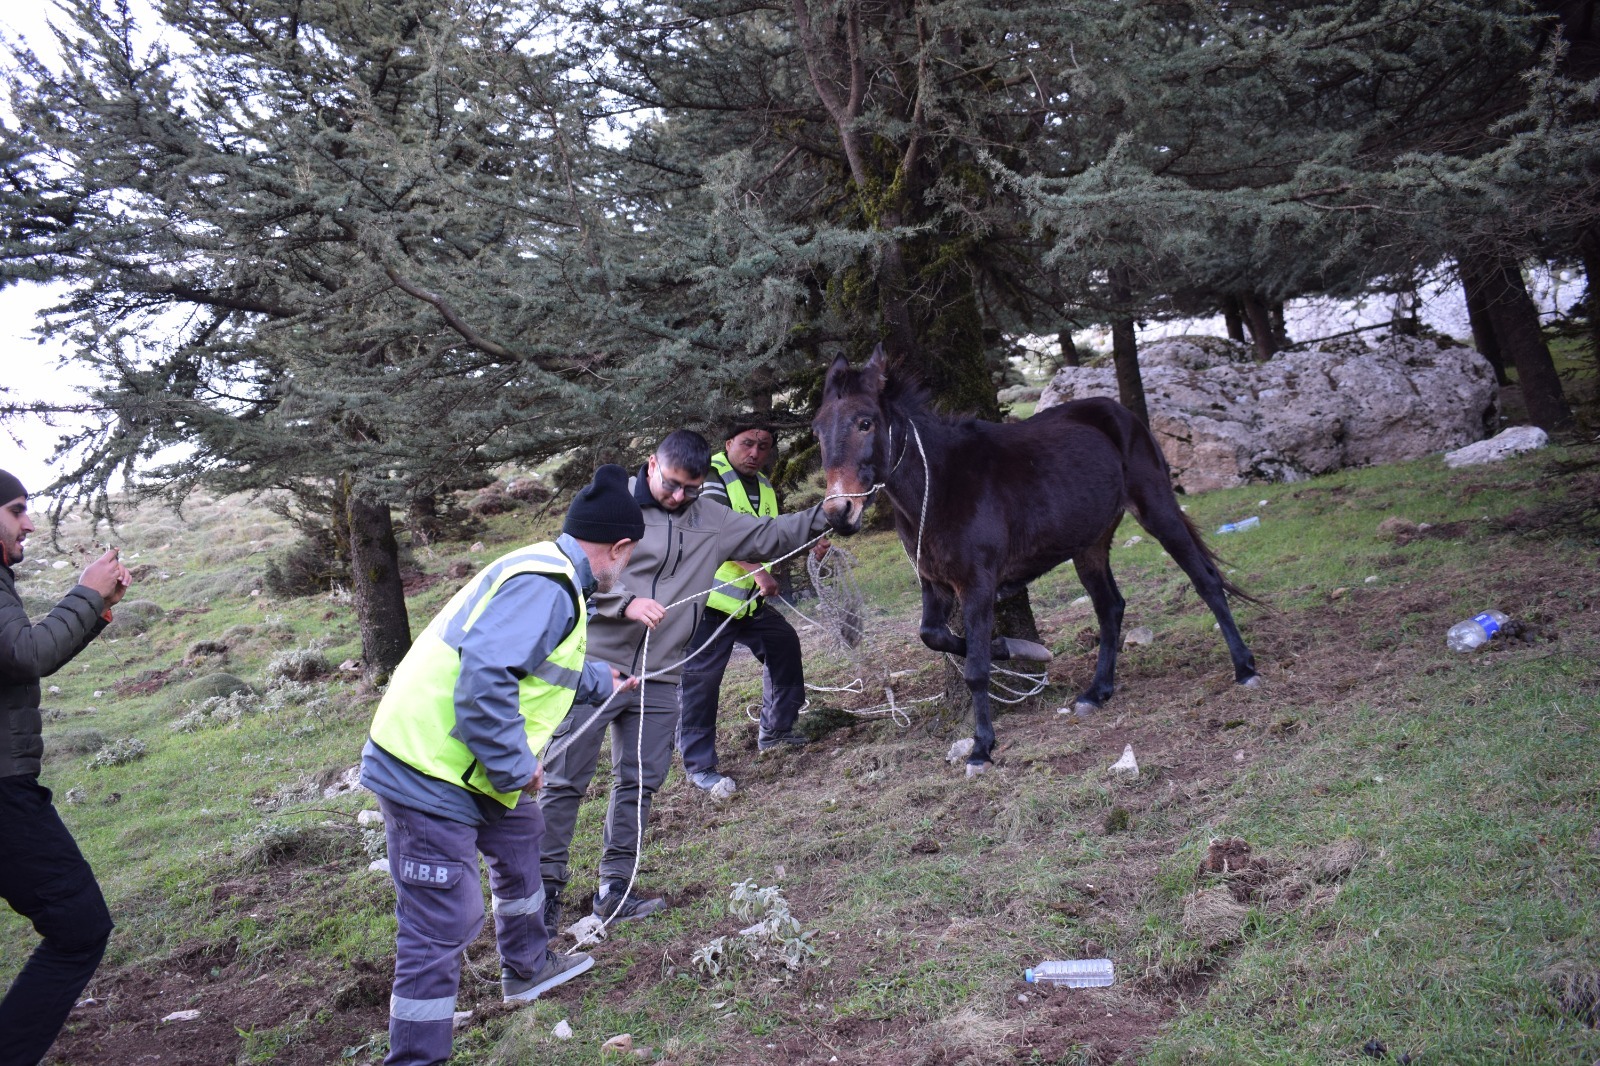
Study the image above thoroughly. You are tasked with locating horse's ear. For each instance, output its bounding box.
[862,343,888,394]
[823,353,852,397]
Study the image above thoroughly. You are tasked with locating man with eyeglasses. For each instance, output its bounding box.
[537,430,831,930]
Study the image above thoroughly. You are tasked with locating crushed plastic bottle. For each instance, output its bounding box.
[1216,516,1260,535]
[1446,609,1510,652]
[1023,959,1115,987]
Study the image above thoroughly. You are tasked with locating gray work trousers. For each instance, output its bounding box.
[378,795,548,1066]
[537,681,678,894]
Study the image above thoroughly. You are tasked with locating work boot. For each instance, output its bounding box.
[757,729,810,752]
[591,880,668,923]
[502,950,593,1002]
[689,770,737,798]
[542,882,562,937]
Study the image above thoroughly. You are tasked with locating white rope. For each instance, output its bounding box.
[541,431,1049,943]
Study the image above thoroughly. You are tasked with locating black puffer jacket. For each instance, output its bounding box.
[0,562,107,779]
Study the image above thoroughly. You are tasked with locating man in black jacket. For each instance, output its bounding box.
[0,469,131,1066]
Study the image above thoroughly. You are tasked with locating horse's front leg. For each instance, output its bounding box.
[961,588,997,775]
[917,582,966,656]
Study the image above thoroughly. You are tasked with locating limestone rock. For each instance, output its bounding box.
[1038,336,1497,492]
[1442,425,1548,468]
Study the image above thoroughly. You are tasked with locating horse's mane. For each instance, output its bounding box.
[883,370,983,430]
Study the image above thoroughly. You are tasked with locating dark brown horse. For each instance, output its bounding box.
[813,346,1258,773]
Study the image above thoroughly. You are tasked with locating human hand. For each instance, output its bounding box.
[811,538,831,562]
[624,597,665,629]
[752,568,780,599]
[81,548,132,607]
[521,764,545,795]
[611,667,639,694]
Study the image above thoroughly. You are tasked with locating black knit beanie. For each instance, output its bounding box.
[0,469,26,506]
[563,464,645,543]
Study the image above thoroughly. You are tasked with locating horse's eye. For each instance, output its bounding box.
[857,418,873,432]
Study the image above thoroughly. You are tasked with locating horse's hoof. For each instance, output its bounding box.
[1004,638,1054,662]
[1240,674,1261,688]
[965,761,990,777]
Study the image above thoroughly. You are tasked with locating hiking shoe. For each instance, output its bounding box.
[502,950,593,1002]
[591,880,668,923]
[689,770,737,798]
[541,883,562,937]
[757,729,810,752]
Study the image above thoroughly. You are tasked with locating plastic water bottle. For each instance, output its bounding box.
[1216,516,1260,535]
[1446,610,1510,652]
[1023,959,1114,987]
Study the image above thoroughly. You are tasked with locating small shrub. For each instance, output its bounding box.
[89,737,147,769]
[263,526,347,597]
[47,727,107,756]
[267,648,331,683]
[692,880,817,977]
[178,673,254,702]
[105,599,165,635]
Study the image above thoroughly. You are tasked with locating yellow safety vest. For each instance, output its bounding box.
[369,544,586,809]
[706,452,779,619]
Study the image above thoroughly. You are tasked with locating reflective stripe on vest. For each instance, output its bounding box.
[368,545,585,809]
[706,452,779,619]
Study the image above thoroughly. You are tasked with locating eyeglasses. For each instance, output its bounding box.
[656,471,704,499]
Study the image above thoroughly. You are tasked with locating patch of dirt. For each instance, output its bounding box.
[400,568,443,594]
[113,668,176,696]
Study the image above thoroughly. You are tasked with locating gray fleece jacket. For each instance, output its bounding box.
[587,468,829,685]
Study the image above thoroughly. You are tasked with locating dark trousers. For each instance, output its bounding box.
[677,605,806,775]
[379,796,549,1066]
[538,682,678,894]
[0,776,113,1066]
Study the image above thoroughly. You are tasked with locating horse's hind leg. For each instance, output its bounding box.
[1071,536,1125,714]
[1139,507,1258,684]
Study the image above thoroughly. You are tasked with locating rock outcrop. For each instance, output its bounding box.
[1037,336,1498,492]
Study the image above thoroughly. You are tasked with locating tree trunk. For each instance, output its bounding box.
[1222,297,1246,343]
[1058,329,1080,368]
[1579,226,1600,378]
[1460,263,1511,385]
[1459,252,1574,432]
[1269,301,1291,350]
[406,493,444,549]
[1109,267,1149,425]
[1239,293,1276,361]
[347,489,413,683]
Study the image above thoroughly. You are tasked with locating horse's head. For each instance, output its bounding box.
[813,344,892,534]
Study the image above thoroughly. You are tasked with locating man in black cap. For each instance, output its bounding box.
[359,464,644,1066]
[1,468,132,1066]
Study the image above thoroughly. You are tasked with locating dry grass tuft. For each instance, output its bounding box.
[924,1006,1023,1065]
[1543,959,1600,1028]
[1182,887,1248,948]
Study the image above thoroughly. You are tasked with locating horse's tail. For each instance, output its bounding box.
[1174,506,1267,608]
[1118,403,1268,610]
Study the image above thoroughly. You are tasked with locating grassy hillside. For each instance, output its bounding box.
[3,433,1598,1065]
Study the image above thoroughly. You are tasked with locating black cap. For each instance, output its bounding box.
[563,464,646,543]
[0,469,25,507]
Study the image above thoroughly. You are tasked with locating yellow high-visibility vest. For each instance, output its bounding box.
[369,544,585,808]
[705,452,778,619]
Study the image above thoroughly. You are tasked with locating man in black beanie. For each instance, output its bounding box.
[359,464,643,1066]
[1,468,132,1066]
